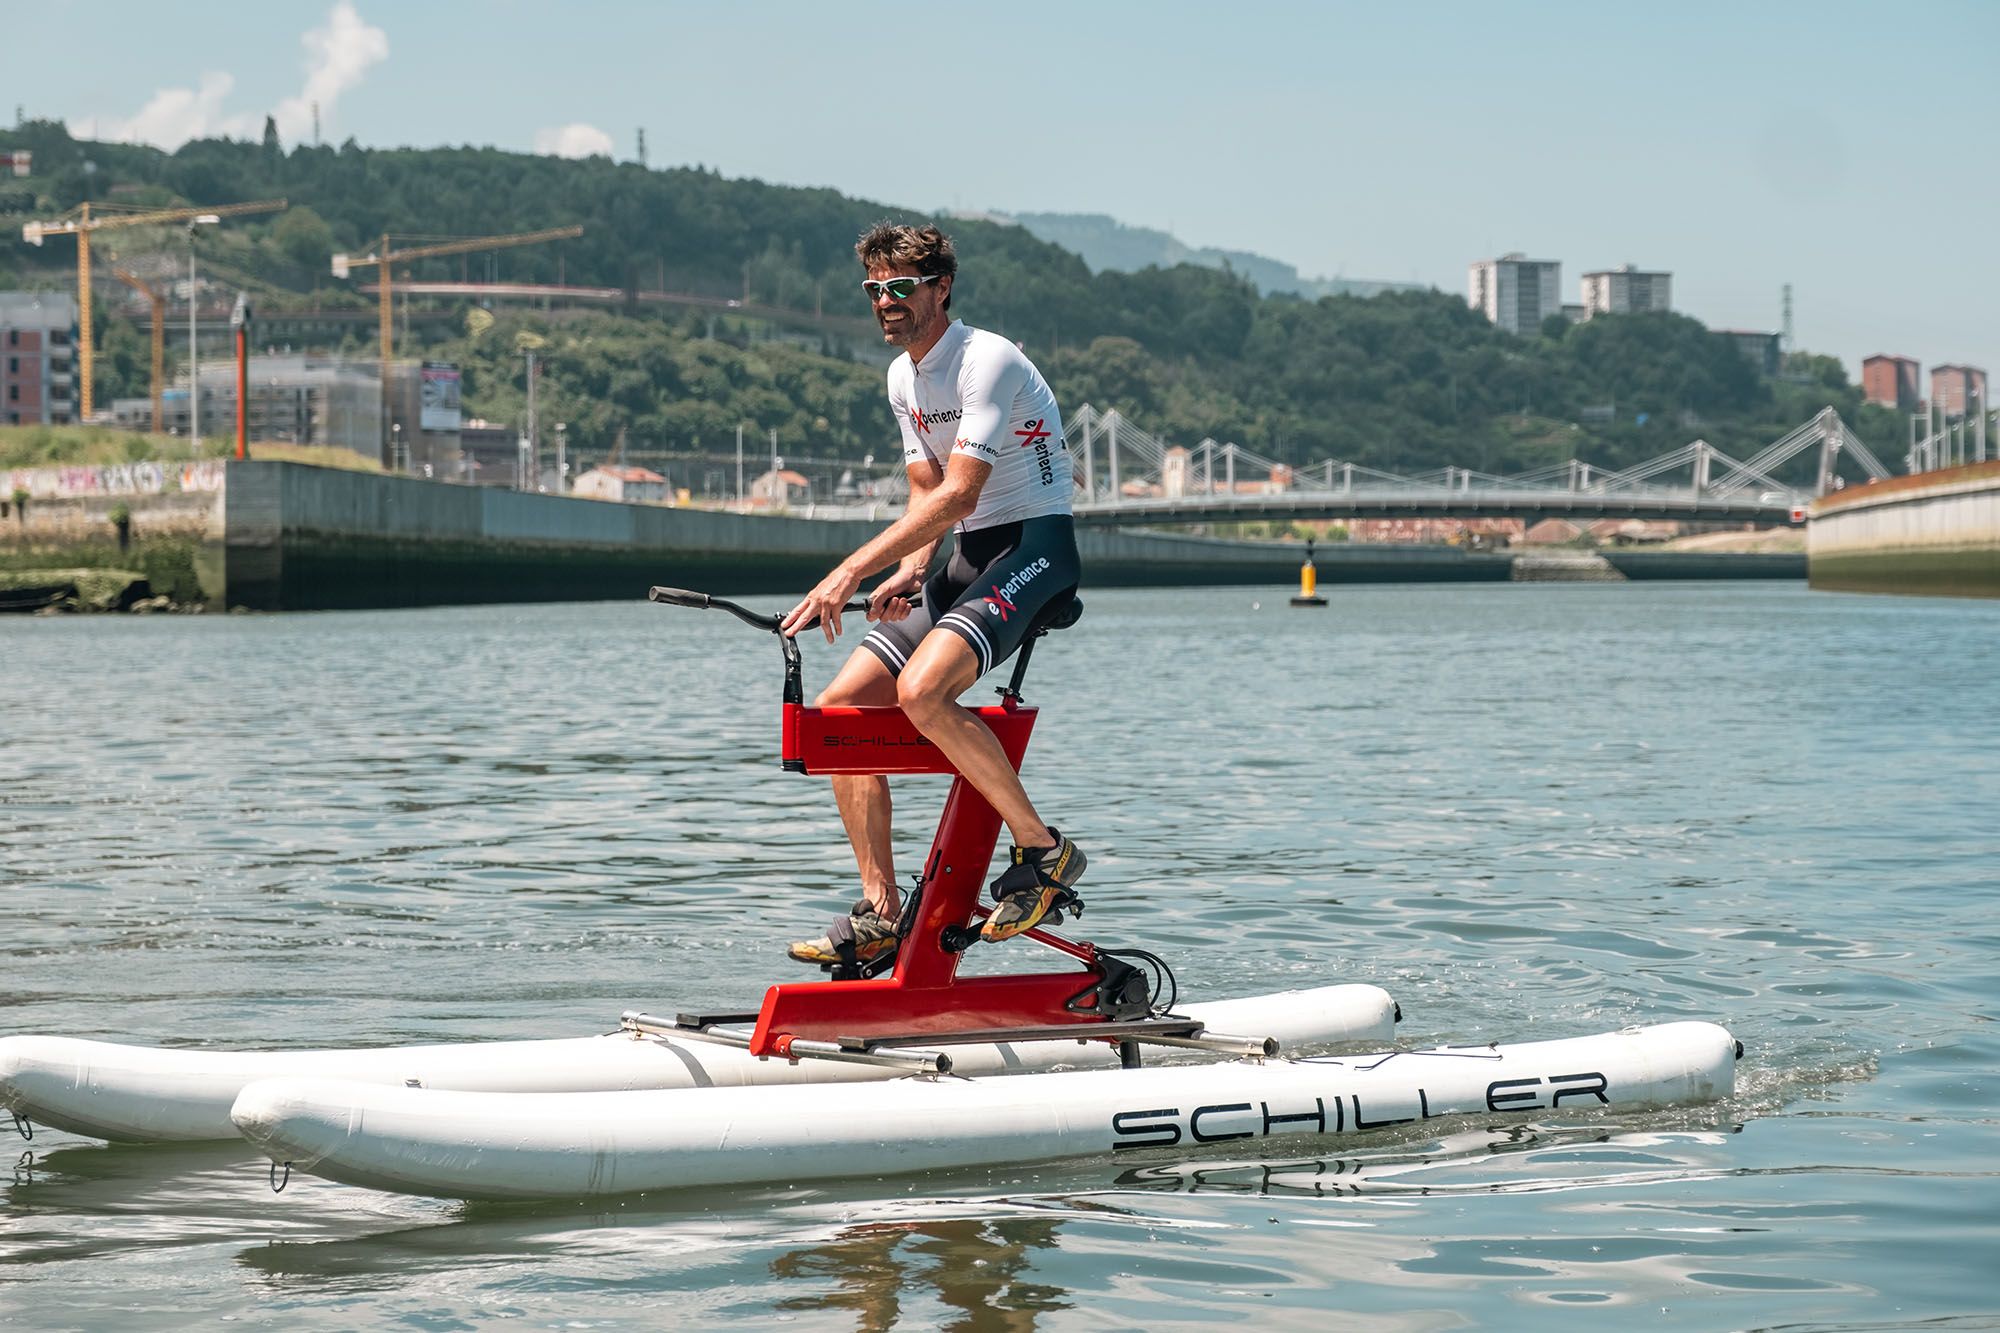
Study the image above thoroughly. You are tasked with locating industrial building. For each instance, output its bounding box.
[106,355,465,474]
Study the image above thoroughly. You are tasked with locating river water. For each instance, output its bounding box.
[2,583,1996,1330]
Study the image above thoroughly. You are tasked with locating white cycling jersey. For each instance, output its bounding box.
[888,320,1071,531]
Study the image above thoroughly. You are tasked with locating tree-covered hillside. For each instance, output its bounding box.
[0,119,1900,482]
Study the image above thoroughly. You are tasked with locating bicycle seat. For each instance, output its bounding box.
[1030,593,1082,636]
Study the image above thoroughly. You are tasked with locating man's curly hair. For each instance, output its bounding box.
[855,222,956,311]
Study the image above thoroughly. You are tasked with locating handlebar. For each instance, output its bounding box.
[648,585,919,635]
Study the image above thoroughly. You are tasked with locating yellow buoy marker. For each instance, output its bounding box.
[1291,537,1328,607]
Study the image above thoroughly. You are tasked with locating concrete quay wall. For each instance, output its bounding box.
[217,462,1527,610]
[1808,462,2000,598]
[0,460,1761,609]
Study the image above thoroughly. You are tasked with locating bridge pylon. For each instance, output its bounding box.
[1815,407,1844,497]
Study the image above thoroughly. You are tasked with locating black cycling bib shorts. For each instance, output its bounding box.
[861,515,1080,680]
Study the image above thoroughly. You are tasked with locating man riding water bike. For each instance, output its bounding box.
[779,222,1085,967]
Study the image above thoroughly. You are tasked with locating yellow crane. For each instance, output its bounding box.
[332,225,584,453]
[110,266,167,433]
[21,198,288,420]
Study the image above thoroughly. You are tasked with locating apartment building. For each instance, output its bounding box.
[1861,355,1921,411]
[1579,265,1672,316]
[1468,254,1561,334]
[1929,364,1989,417]
[0,291,79,425]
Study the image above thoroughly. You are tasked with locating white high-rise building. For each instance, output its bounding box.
[1580,265,1672,317]
[1468,254,1561,335]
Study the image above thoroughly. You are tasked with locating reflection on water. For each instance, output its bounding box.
[3,585,1999,1328]
[771,1217,1070,1332]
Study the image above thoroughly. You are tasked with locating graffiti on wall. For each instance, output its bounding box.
[3,460,227,499]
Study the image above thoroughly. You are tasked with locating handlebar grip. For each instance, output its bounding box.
[648,586,712,609]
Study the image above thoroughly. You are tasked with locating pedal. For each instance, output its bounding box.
[822,942,898,982]
[812,905,903,982]
[1041,889,1084,926]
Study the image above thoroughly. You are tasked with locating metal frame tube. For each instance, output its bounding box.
[621,1012,951,1074]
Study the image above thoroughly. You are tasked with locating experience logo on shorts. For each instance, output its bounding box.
[983,556,1053,619]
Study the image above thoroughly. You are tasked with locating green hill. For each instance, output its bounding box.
[0,118,1900,483]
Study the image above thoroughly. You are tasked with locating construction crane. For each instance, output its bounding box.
[21,198,287,420]
[332,225,584,457]
[110,266,167,432]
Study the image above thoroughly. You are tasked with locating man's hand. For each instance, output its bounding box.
[781,564,863,643]
[868,564,925,623]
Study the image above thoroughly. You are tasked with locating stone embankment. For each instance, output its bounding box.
[1512,550,1623,581]
[1,490,215,611]
[0,567,175,613]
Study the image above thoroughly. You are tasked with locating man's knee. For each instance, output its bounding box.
[897,652,971,723]
[895,668,947,722]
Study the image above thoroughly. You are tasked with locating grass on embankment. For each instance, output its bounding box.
[1,423,382,473]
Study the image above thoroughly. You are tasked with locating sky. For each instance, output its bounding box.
[5,1,1996,386]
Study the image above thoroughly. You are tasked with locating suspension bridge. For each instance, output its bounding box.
[1059,405,1892,528]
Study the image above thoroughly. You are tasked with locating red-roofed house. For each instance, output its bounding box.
[573,464,671,504]
[750,467,812,507]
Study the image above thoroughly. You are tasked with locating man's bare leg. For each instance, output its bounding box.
[894,633,1054,850]
[815,649,903,918]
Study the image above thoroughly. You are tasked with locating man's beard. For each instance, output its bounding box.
[880,304,934,346]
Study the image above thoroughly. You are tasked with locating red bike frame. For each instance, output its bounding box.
[751,694,1115,1056]
[647,583,1124,1059]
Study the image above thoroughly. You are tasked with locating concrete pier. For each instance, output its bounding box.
[1808,461,2000,599]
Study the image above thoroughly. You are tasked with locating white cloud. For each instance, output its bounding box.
[270,2,391,144]
[99,71,241,149]
[90,3,388,150]
[533,123,615,160]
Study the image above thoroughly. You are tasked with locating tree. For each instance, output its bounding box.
[274,206,335,271]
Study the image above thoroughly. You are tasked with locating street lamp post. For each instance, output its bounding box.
[185,213,220,451]
[555,422,567,493]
